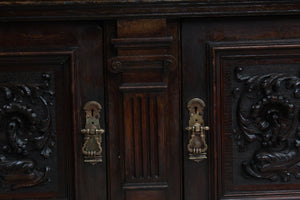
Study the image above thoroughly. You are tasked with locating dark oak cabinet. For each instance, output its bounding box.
[0,2,300,200]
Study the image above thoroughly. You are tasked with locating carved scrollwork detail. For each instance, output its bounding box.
[0,154,50,190]
[0,73,55,190]
[233,67,300,182]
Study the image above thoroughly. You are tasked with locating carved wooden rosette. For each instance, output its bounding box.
[233,67,300,182]
[0,73,55,190]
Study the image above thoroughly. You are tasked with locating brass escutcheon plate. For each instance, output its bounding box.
[81,101,105,165]
[186,98,210,163]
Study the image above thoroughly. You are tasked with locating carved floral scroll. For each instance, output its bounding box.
[0,73,55,190]
[233,67,300,182]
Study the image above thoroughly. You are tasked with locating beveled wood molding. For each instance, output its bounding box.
[111,36,173,49]
[0,1,299,21]
[109,55,175,73]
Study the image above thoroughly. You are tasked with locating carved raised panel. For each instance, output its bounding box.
[0,52,74,199]
[209,41,300,199]
[233,68,300,182]
[0,72,55,190]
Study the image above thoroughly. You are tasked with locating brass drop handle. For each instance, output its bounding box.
[186,124,209,132]
[81,101,105,164]
[185,98,210,162]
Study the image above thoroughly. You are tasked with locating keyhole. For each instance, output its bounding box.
[91,109,95,125]
[194,107,198,122]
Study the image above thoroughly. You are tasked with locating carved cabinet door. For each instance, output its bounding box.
[0,22,106,200]
[0,19,182,200]
[182,17,300,199]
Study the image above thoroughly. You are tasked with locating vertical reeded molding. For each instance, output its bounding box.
[123,95,165,182]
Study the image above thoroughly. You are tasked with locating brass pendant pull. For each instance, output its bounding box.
[81,101,105,165]
[186,98,210,162]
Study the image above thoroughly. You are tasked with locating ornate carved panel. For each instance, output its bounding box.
[0,52,74,199]
[233,68,300,183]
[0,71,56,190]
[209,41,300,199]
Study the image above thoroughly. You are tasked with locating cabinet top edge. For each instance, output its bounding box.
[0,0,299,20]
[0,0,298,5]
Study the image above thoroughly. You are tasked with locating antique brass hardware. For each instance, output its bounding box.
[81,101,105,165]
[186,98,210,162]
